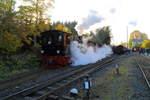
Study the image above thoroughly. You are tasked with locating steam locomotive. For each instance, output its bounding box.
[40,30,71,68]
[40,30,128,68]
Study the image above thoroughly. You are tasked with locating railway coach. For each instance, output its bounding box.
[112,45,128,55]
[40,30,71,68]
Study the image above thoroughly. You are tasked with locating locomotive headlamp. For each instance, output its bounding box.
[48,41,51,44]
[58,35,62,41]
[41,50,44,54]
[57,50,60,54]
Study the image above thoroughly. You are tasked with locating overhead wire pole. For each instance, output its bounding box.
[126,26,128,48]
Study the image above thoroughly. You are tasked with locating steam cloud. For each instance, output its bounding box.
[110,8,116,14]
[70,40,113,66]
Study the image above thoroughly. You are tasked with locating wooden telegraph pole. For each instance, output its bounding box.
[127,26,129,48]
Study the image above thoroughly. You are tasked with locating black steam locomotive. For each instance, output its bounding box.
[39,30,128,68]
[40,30,71,68]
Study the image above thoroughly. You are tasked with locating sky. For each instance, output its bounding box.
[16,0,150,45]
[51,0,150,44]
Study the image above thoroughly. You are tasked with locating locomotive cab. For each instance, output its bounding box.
[40,30,71,68]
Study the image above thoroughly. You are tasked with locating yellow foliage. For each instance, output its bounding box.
[38,23,50,33]
[120,42,126,47]
[0,33,22,54]
[111,43,116,46]
[54,24,63,31]
[54,24,72,35]
[141,40,150,49]
[63,27,72,35]
[63,27,69,32]
[130,30,142,40]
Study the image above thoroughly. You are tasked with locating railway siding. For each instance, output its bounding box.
[136,56,150,89]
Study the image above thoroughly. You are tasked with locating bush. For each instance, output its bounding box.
[0,53,40,80]
[0,33,22,54]
[141,40,150,49]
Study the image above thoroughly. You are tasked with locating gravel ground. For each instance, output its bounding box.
[61,54,150,100]
[138,54,150,81]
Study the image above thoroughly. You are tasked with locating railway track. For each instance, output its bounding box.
[0,65,81,97]
[1,55,119,100]
[135,58,150,89]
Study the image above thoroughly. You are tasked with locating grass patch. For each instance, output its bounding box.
[119,65,128,76]
[116,82,129,99]
[0,53,40,80]
[91,56,135,100]
[93,82,111,100]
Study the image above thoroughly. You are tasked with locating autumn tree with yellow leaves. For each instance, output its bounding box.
[120,42,126,47]
[0,0,54,54]
[53,21,78,40]
[128,30,148,48]
[0,0,22,54]
[141,40,150,49]
[54,24,71,33]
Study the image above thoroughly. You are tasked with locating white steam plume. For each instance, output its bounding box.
[70,40,113,66]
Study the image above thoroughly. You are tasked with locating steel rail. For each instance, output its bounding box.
[35,57,115,100]
[1,56,117,100]
[136,59,150,89]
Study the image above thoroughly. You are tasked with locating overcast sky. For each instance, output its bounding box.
[51,0,150,44]
[16,0,150,44]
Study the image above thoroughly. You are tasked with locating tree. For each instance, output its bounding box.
[0,0,16,34]
[141,40,150,49]
[128,40,132,48]
[129,30,142,40]
[54,23,64,31]
[54,23,71,33]
[0,0,53,54]
[21,0,54,23]
[141,33,148,40]
[20,0,54,46]
[0,33,22,54]
[52,21,78,40]
[16,6,51,47]
[0,0,23,54]
[64,21,78,40]
[120,42,126,47]
[16,5,35,25]
[129,30,148,48]
[91,26,111,45]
